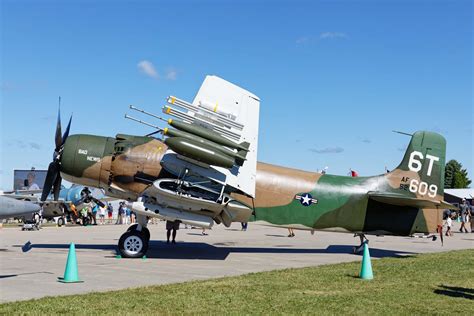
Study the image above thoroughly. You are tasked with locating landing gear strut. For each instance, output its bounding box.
[353,233,368,254]
[118,214,150,258]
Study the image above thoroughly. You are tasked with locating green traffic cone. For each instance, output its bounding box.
[359,242,373,280]
[58,243,83,283]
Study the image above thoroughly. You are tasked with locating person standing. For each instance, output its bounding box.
[166,220,180,244]
[459,199,469,233]
[288,228,295,237]
[124,207,131,225]
[130,211,136,224]
[241,222,248,231]
[445,214,453,236]
[98,205,106,225]
[80,206,89,225]
[469,203,474,233]
[107,203,113,224]
[116,202,124,225]
[91,203,98,225]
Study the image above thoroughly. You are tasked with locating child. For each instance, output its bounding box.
[445,214,453,236]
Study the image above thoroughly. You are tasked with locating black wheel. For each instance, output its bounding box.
[57,217,65,227]
[127,224,150,241]
[83,217,90,226]
[118,231,148,258]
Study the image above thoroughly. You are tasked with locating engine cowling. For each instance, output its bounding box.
[60,134,168,199]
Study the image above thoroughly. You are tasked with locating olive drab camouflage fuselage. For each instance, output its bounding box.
[60,131,447,236]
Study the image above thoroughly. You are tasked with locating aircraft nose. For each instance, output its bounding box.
[60,134,113,187]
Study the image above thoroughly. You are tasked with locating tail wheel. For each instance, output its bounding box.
[127,224,150,241]
[118,231,148,258]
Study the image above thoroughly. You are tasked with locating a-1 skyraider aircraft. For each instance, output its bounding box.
[41,76,455,258]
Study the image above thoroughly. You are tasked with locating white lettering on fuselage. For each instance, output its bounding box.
[78,149,88,155]
[408,151,440,177]
[86,156,100,162]
[406,151,440,197]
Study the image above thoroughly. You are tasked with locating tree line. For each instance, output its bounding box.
[444,159,471,189]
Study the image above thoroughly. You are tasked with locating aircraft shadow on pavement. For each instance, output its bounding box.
[434,285,474,300]
[20,241,414,260]
[265,234,287,238]
[0,271,54,280]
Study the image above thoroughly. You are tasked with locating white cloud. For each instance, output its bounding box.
[29,142,41,150]
[296,36,310,44]
[165,68,178,80]
[137,60,159,79]
[319,32,347,39]
[309,146,344,154]
[7,140,41,150]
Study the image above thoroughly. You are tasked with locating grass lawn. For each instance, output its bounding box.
[1,249,473,315]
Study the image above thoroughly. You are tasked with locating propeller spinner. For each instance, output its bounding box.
[41,107,72,201]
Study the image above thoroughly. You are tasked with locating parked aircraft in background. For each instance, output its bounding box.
[0,195,40,220]
[3,185,107,226]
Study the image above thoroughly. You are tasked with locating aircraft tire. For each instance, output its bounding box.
[57,217,65,227]
[118,231,148,258]
[127,224,150,241]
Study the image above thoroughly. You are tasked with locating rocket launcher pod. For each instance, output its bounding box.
[163,128,247,166]
[164,137,235,169]
[167,119,249,152]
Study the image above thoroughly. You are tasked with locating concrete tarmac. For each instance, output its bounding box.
[1,221,473,303]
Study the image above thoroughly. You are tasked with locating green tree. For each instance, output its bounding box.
[444,160,471,188]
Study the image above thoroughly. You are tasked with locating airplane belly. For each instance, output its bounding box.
[131,201,214,229]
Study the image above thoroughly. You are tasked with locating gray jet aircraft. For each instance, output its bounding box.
[0,195,41,219]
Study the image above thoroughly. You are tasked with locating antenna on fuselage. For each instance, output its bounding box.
[392,130,413,136]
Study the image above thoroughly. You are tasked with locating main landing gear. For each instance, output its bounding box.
[353,233,369,254]
[118,215,150,258]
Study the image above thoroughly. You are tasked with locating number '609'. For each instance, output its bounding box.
[409,179,437,198]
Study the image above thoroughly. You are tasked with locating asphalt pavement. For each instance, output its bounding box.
[1,221,473,302]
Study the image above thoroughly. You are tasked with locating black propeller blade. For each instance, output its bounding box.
[74,187,105,208]
[54,107,62,152]
[41,161,59,201]
[91,197,106,208]
[40,102,72,202]
[53,174,62,201]
[61,115,72,146]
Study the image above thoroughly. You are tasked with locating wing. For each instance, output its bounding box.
[2,194,40,202]
[368,191,458,210]
[162,75,260,197]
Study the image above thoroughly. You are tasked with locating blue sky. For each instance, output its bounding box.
[1,0,472,190]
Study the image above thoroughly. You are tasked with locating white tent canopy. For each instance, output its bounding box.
[444,189,474,199]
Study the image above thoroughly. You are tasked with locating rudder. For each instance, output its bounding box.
[394,131,446,197]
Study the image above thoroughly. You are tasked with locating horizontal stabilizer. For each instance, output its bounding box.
[368,192,458,210]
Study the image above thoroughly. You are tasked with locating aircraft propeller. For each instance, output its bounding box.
[74,187,106,208]
[41,106,72,202]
